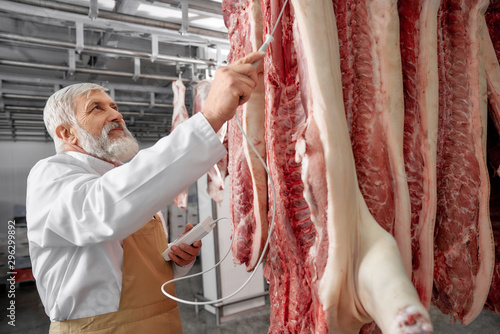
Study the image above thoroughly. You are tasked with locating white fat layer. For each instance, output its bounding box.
[410,0,440,309]
[241,0,268,270]
[369,0,413,276]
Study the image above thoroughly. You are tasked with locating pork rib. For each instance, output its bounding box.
[399,0,440,309]
[433,0,494,324]
[171,78,190,209]
[259,0,320,331]
[292,0,432,332]
[193,80,228,203]
[223,0,269,271]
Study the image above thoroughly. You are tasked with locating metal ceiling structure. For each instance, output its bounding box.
[0,0,229,142]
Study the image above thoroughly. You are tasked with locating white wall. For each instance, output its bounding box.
[0,141,56,234]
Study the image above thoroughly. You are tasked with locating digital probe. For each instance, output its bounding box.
[162,216,216,261]
[253,0,289,68]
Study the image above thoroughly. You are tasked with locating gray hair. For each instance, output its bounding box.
[44,83,106,153]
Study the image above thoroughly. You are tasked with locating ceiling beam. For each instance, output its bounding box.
[0,32,217,66]
[0,0,229,45]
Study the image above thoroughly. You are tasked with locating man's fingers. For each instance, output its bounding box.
[169,245,194,266]
[234,51,266,66]
[182,223,193,235]
[232,51,266,83]
[228,63,260,87]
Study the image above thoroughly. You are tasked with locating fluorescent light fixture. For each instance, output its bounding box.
[191,17,227,31]
[137,3,197,20]
[55,0,115,11]
[98,0,115,10]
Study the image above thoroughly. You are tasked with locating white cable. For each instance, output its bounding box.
[161,112,277,306]
[161,0,289,305]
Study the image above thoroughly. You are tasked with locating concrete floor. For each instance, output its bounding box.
[1,260,499,333]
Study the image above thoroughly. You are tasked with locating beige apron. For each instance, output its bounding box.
[49,216,182,333]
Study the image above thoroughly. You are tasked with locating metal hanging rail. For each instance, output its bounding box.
[0,32,217,67]
[0,60,187,82]
[5,0,228,41]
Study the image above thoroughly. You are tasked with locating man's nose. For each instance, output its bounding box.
[107,107,124,123]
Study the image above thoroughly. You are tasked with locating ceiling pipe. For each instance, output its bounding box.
[0,74,175,94]
[7,0,227,41]
[4,106,43,111]
[0,32,217,67]
[0,59,188,82]
[3,97,173,109]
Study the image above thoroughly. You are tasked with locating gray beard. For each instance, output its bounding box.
[76,122,139,163]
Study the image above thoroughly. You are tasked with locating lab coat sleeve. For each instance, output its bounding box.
[173,262,194,278]
[27,113,227,247]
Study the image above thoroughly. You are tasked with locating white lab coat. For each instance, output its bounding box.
[26,113,226,321]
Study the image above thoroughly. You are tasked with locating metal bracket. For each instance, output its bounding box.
[176,62,182,78]
[216,45,222,67]
[89,0,99,20]
[133,57,141,81]
[0,80,3,110]
[191,64,197,81]
[151,34,158,62]
[108,87,115,101]
[75,22,84,54]
[68,49,76,75]
[179,1,189,35]
[150,92,155,109]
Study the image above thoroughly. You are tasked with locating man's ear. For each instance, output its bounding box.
[55,124,79,145]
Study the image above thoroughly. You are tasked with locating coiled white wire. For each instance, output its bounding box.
[161,112,277,305]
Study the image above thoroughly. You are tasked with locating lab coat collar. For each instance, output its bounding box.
[64,151,121,175]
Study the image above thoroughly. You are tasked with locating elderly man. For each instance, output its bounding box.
[26,52,265,333]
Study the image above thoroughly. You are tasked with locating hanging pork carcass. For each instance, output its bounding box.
[223,0,500,332]
[223,0,270,272]
[332,0,423,331]
[193,80,229,204]
[171,78,190,209]
[432,0,495,324]
[224,0,432,332]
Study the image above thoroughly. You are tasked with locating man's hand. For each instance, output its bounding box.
[202,51,266,132]
[168,223,202,266]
